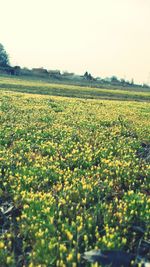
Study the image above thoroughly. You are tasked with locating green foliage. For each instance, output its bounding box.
[0,43,9,67]
[0,82,150,266]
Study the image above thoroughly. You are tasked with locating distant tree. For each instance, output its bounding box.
[0,43,9,67]
[110,76,119,83]
[84,71,89,79]
[120,78,126,86]
[84,71,93,81]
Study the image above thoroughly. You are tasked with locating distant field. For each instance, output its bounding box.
[0,76,150,266]
[0,75,150,101]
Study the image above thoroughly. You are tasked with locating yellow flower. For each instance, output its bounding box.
[6,257,12,264]
[84,235,88,242]
[0,241,4,249]
[60,244,67,253]
[66,231,73,241]
[67,253,73,262]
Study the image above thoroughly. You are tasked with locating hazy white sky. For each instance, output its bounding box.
[0,0,150,84]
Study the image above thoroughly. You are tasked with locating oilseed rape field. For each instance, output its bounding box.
[0,77,150,266]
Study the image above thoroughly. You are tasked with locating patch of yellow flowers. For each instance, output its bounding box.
[0,90,150,266]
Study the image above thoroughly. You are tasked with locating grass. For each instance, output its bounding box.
[0,75,150,102]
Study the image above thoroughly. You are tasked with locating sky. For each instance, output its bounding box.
[0,0,150,84]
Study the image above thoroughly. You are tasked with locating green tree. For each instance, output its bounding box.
[84,71,93,81]
[111,76,119,83]
[0,43,9,67]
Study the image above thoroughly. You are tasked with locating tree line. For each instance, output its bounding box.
[0,43,149,88]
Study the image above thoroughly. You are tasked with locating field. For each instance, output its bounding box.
[0,75,150,102]
[0,76,150,266]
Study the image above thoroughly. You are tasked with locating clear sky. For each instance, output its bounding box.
[0,0,150,84]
